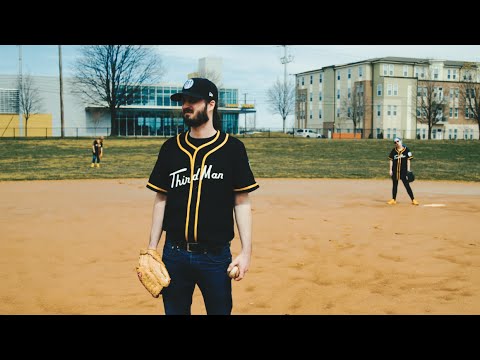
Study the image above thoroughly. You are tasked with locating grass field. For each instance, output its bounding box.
[1,137,479,181]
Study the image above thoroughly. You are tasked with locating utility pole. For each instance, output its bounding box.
[18,45,23,136]
[58,45,65,138]
[243,93,247,133]
[279,45,294,133]
[280,45,293,89]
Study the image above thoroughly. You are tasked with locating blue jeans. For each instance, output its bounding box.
[161,241,233,315]
[92,153,101,163]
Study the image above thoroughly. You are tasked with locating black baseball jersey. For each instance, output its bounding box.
[147,131,259,246]
[388,145,413,180]
[92,140,102,155]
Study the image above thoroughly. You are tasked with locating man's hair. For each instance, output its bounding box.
[213,102,221,130]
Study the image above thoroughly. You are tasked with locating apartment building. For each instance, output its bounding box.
[295,57,479,140]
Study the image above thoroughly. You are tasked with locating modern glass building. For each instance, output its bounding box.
[98,85,243,136]
[0,74,254,137]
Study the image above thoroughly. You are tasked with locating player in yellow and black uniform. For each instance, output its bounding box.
[145,78,259,315]
[387,137,419,205]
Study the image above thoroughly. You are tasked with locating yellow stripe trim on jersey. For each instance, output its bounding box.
[147,182,168,193]
[395,147,405,180]
[177,131,221,242]
[185,130,219,150]
[193,133,229,241]
[234,183,258,192]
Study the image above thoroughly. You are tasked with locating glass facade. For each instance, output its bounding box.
[112,85,241,136]
[0,89,19,114]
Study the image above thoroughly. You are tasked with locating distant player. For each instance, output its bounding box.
[91,137,103,168]
[387,137,419,205]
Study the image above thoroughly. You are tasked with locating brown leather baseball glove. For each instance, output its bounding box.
[136,249,171,298]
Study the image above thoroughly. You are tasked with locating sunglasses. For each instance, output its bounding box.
[394,140,400,143]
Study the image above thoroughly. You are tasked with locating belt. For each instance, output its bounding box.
[169,241,228,255]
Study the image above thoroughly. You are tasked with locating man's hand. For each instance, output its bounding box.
[389,170,393,176]
[227,252,251,281]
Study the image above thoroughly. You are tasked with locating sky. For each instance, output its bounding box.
[1,45,480,129]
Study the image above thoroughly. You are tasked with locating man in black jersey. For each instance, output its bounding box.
[145,78,259,315]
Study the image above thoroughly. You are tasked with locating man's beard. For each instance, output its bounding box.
[183,107,209,128]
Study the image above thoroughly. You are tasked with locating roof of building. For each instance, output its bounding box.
[294,56,472,75]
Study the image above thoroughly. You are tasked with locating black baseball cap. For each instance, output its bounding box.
[171,78,218,103]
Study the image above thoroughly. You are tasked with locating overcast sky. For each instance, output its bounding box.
[1,45,480,129]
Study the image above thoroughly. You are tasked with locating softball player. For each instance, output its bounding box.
[388,137,419,205]
[145,78,259,315]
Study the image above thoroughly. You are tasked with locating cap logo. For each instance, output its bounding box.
[209,92,213,97]
[183,79,194,89]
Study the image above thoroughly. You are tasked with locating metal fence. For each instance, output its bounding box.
[1,126,478,140]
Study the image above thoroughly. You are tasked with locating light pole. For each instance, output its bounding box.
[58,45,65,138]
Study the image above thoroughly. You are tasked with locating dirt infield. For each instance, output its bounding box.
[1,178,479,315]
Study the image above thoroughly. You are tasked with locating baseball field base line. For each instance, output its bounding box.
[423,204,447,207]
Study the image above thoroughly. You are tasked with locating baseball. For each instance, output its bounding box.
[228,266,239,279]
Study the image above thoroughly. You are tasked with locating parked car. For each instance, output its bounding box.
[295,129,326,139]
[295,129,318,138]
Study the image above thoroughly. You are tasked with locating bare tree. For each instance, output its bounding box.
[18,73,43,137]
[267,78,295,133]
[417,77,448,139]
[73,45,165,136]
[459,63,480,140]
[340,83,365,136]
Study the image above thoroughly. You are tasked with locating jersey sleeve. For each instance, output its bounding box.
[405,147,413,160]
[146,141,171,194]
[232,140,259,193]
[388,148,395,160]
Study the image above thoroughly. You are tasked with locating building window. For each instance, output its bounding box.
[383,64,388,76]
[465,107,470,119]
[453,69,457,80]
[358,66,363,77]
[348,68,351,79]
[310,92,313,102]
[387,84,392,96]
[301,77,304,86]
[347,107,351,118]
[454,128,458,139]
[387,105,392,116]
[393,84,398,96]
[319,73,323,83]
[336,108,340,117]
[433,67,439,79]
[447,69,451,79]
[337,71,341,80]
[377,84,382,96]
[348,87,351,99]
[337,89,340,99]
[403,65,408,77]
[319,91,322,101]
[449,107,453,118]
[455,88,459,98]
[310,114,312,119]
[455,108,458,118]
[319,109,322,119]
[389,64,394,76]
[377,104,381,116]
[393,105,397,116]
[310,75,313,84]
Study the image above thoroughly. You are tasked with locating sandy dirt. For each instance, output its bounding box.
[0,178,479,315]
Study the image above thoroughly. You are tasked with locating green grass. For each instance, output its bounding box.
[1,137,479,182]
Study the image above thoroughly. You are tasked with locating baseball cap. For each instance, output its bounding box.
[171,78,218,103]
